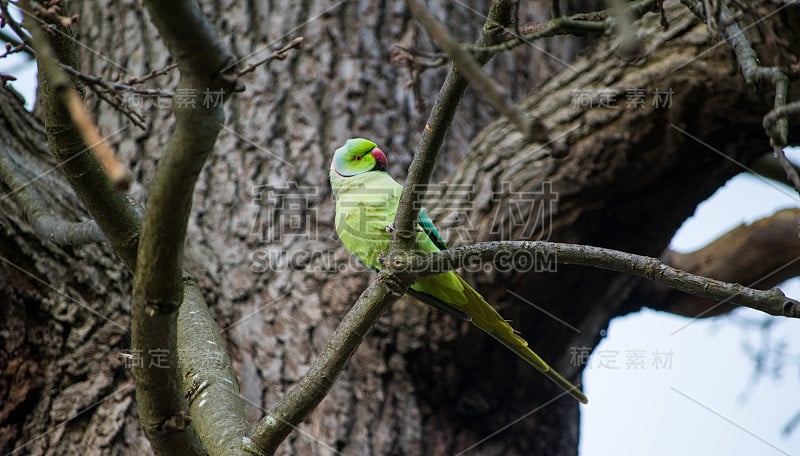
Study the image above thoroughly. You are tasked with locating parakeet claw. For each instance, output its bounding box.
[385,223,396,233]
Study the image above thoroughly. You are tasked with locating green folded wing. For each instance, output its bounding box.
[417,207,447,251]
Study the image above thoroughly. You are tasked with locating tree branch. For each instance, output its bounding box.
[0,28,34,58]
[0,0,30,48]
[682,0,799,194]
[407,0,548,144]
[631,208,800,318]
[475,0,659,54]
[23,1,141,267]
[0,145,104,245]
[237,36,304,76]
[393,0,516,251]
[130,0,241,454]
[751,153,800,188]
[179,278,250,456]
[402,241,800,318]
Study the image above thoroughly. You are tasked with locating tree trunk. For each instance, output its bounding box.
[0,0,779,455]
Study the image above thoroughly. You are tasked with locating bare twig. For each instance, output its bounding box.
[0,0,30,46]
[237,36,303,76]
[392,0,518,253]
[0,35,31,59]
[391,45,448,112]
[772,145,800,193]
[407,0,548,144]
[126,62,178,85]
[28,39,132,189]
[59,63,169,130]
[17,5,132,185]
[1,6,158,129]
[60,63,173,98]
[1,72,16,85]
[682,0,799,193]
[476,0,658,54]
[61,89,132,187]
[403,241,800,319]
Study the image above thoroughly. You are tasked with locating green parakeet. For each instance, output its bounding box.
[329,138,587,404]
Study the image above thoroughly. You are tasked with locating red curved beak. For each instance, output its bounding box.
[371,147,388,171]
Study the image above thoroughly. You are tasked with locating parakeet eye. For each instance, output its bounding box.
[355,155,361,161]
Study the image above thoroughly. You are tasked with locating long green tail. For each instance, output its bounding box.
[459,277,588,404]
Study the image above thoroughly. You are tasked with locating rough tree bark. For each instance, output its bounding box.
[0,0,793,455]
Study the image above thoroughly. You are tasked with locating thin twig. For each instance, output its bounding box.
[392,0,518,253]
[0,31,32,58]
[475,0,658,54]
[59,63,167,130]
[772,145,800,194]
[62,89,132,187]
[407,0,548,143]
[0,0,30,46]
[681,0,798,194]
[23,4,133,188]
[763,100,800,142]
[237,36,303,76]
[125,62,177,85]
[60,63,173,98]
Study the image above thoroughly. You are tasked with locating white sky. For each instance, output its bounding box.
[582,172,800,456]
[3,37,800,456]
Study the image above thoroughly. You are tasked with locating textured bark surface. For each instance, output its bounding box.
[0,89,146,453]
[0,0,785,455]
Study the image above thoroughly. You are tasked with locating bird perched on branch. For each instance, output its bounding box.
[329,138,587,404]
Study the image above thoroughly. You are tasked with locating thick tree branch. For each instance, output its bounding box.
[131,0,241,454]
[23,2,141,268]
[0,145,104,245]
[631,208,800,318]
[179,278,250,456]
[401,240,800,318]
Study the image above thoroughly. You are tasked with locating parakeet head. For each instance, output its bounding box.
[330,138,388,177]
